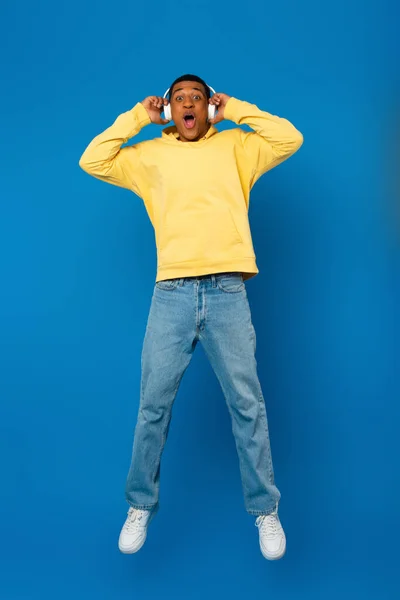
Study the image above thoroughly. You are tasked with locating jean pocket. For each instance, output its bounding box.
[155,278,179,291]
[216,273,245,293]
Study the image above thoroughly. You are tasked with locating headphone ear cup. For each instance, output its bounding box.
[164,103,172,121]
[208,104,216,121]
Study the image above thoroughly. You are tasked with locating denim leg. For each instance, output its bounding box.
[125,281,197,511]
[199,276,281,516]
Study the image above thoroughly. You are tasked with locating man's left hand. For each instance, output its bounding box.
[208,93,231,124]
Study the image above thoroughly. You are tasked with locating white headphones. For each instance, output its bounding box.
[162,84,217,122]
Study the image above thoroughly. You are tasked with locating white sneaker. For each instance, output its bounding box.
[118,507,152,554]
[255,510,286,560]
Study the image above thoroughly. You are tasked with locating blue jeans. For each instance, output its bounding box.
[125,272,281,516]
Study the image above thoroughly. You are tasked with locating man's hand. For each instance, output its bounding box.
[208,93,231,124]
[141,96,170,125]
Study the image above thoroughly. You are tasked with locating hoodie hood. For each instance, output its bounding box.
[161,124,219,144]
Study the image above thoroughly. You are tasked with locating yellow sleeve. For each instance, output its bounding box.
[79,102,151,195]
[224,97,304,185]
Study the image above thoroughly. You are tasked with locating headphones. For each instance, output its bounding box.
[162,84,217,122]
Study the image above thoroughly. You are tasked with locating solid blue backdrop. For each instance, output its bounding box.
[1,0,399,598]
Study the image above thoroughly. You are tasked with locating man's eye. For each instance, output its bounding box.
[176,96,183,101]
[193,95,201,100]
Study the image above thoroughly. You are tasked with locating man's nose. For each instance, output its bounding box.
[183,97,194,108]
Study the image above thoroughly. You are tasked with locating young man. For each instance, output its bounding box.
[79,74,303,560]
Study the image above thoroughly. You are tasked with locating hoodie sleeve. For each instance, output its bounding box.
[79,102,151,195]
[224,97,303,186]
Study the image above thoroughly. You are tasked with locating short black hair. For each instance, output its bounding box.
[168,74,210,100]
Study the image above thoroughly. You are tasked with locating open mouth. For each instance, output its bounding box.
[183,112,196,129]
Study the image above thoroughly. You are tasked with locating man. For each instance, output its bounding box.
[79,74,303,560]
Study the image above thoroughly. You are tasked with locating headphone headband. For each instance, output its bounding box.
[163,84,216,99]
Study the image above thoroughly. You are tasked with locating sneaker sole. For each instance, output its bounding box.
[119,531,147,554]
[260,539,286,561]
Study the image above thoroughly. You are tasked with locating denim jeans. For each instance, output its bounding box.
[125,272,281,516]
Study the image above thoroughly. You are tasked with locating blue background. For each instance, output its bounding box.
[1,0,399,598]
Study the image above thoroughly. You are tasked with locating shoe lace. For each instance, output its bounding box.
[255,512,280,538]
[125,508,148,533]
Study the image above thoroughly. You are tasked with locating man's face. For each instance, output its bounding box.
[170,81,210,142]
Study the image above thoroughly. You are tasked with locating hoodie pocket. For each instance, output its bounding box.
[158,207,243,267]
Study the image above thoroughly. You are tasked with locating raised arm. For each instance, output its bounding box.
[79,102,153,193]
[79,96,169,194]
[211,94,304,185]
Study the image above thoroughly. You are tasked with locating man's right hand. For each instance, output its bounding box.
[141,96,169,125]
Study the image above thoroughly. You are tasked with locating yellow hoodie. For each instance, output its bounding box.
[79,98,303,282]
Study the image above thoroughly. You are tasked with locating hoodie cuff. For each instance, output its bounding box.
[131,102,152,128]
[224,97,248,123]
